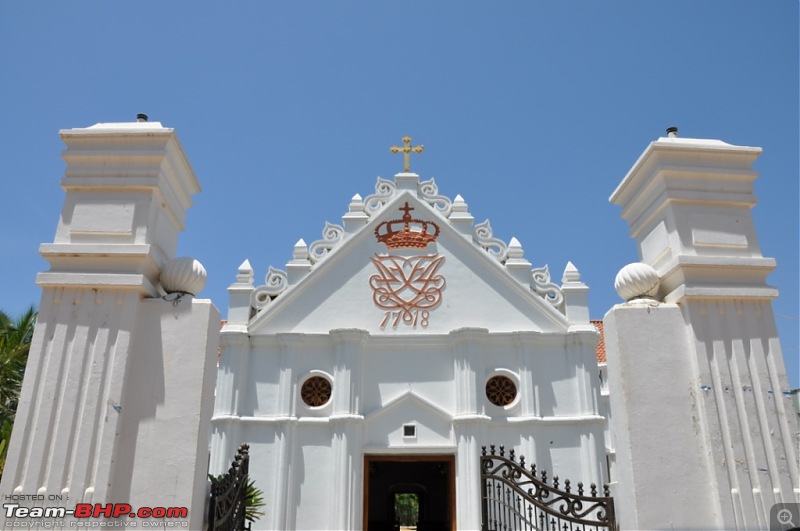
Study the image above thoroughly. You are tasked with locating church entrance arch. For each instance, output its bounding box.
[364,455,455,531]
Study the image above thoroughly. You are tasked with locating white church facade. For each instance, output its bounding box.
[210,146,608,530]
[1,121,797,531]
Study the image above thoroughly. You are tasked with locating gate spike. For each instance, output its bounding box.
[490,444,496,455]
[564,478,571,493]
[509,448,515,462]
[531,463,536,475]
[481,445,487,456]
[577,481,584,495]
[499,445,505,457]
[604,484,611,497]
[590,483,597,496]
[519,455,525,468]
[541,470,547,483]
[553,475,559,489]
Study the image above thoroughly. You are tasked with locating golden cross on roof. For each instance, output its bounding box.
[390,136,424,173]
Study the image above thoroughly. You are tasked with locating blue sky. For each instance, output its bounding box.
[1,3,797,387]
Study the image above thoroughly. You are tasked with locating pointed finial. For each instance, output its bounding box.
[562,261,581,283]
[293,239,309,260]
[507,237,524,260]
[236,259,254,284]
[348,194,365,212]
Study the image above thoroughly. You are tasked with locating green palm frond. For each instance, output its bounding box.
[0,307,36,481]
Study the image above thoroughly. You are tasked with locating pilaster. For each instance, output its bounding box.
[329,329,368,530]
[210,331,250,474]
[454,422,486,531]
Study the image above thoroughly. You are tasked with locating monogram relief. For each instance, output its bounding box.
[370,202,446,329]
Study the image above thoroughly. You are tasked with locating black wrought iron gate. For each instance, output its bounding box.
[481,445,617,531]
[209,443,251,531]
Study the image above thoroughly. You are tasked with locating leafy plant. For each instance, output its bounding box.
[209,473,266,526]
[243,477,266,524]
[0,307,36,481]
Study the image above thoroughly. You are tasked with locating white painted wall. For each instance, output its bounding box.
[115,297,220,531]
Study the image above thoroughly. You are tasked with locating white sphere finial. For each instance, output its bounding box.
[615,262,660,302]
[160,257,207,296]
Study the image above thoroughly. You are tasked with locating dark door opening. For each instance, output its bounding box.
[364,455,455,531]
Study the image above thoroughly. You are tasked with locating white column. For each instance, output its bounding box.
[454,420,487,530]
[451,328,489,530]
[451,328,488,418]
[270,422,297,531]
[209,331,249,475]
[329,329,368,530]
[268,336,298,530]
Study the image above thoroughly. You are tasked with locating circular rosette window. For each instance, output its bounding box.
[485,375,517,407]
[300,376,332,407]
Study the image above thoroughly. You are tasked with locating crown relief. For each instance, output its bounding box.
[375,202,440,250]
[245,172,566,314]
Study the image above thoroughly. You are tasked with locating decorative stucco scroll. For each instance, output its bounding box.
[364,177,397,216]
[418,178,452,217]
[308,222,345,264]
[251,267,289,310]
[473,219,508,263]
[531,265,564,307]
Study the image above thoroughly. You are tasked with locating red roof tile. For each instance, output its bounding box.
[591,320,606,363]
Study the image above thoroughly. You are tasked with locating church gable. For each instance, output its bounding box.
[234,172,581,335]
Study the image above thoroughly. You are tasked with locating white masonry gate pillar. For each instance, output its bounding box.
[604,130,799,530]
[0,118,219,530]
